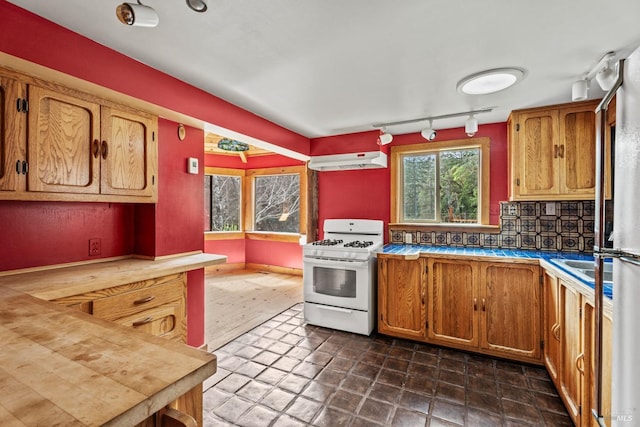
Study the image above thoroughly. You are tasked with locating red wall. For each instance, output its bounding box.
[246,240,302,269]
[0,202,134,271]
[311,123,509,239]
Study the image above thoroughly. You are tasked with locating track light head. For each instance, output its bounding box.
[377,129,393,145]
[116,1,159,27]
[571,79,589,101]
[421,128,437,141]
[186,0,208,12]
[465,116,478,137]
[596,64,617,91]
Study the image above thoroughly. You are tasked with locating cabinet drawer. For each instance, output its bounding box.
[114,302,185,343]
[92,278,184,321]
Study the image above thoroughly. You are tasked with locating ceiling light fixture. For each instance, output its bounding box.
[571,51,617,101]
[457,68,525,95]
[465,116,478,137]
[377,129,393,146]
[421,121,437,141]
[116,1,159,27]
[373,108,492,135]
[186,0,208,12]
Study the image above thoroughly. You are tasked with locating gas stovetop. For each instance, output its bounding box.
[303,219,384,261]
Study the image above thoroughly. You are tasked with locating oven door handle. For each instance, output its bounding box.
[303,256,369,267]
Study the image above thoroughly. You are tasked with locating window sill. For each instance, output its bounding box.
[389,223,501,234]
[205,231,245,240]
[245,232,302,243]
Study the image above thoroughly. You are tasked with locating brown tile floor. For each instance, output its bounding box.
[203,304,572,426]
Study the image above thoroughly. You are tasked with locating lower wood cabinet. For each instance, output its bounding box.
[52,273,187,343]
[543,270,612,427]
[426,258,542,363]
[378,255,543,364]
[377,255,427,341]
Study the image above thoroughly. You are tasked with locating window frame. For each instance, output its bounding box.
[245,166,307,241]
[390,137,491,226]
[204,167,245,239]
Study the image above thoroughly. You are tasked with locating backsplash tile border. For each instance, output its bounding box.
[390,200,596,253]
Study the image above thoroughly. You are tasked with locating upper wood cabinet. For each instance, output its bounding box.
[27,86,157,202]
[377,255,427,341]
[0,66,158,203]
[509,100,600,200]
[0,71,27,194]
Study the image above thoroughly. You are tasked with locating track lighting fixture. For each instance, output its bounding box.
[377,129,393,146]
[465,116,478,137]
[117,0,209,27]
[186,0,208,12]
[571,51,617,101]
[421,121,437,141]
[116,1,159,27]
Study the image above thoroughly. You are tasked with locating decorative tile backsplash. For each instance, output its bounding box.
[390,201,596,253]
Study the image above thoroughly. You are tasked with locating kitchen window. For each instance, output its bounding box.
[204,170,243,232]
[391,138,490,225]
[246,166,307,236]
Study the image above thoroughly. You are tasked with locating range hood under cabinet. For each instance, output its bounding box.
[307,151,387,171]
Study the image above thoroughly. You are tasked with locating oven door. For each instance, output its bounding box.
[303,256,372,311]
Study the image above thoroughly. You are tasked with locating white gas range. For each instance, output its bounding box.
[302,219,384,335]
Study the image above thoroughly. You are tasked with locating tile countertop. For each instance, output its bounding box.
[377,244,613,299]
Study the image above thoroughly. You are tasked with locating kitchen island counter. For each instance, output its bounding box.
[0,252,226,426]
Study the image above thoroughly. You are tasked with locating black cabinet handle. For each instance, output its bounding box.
[22,161,28,175]
[15,160,21,174]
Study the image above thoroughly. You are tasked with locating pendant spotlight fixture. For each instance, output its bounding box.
[186,0,208,12]
[465,116,478,137]
[377,129,393,146]
[116,0,159,27]
[421,121,437,141]
[571,51,617,101]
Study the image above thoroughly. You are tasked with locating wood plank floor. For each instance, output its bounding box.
[204,268,303,351]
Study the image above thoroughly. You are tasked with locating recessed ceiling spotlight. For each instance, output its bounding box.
[457,68,526,95]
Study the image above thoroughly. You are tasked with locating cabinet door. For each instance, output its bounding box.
[28,86,101,194]
[559,106,596,196]
[512,109,559,198]
[543,271,562,386]
[100,106,157,199]
[378,256,427,340]
[0,73,27,193]
[583,302,613,427]
[481,263,541,361]
[427,258,478,348]
[560,280,583,425]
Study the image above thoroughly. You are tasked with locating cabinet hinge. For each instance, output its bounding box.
[16,98,28,113]
[425,320,428,329]
[539,275,543,285]
[152,131,155,141]
[541,340,544,350]
[425,266,429,274]
[516,123,520,132]
[579,308,582,318]
[579,405,582,415]
[152,175,155,185]
[516,178,520,186]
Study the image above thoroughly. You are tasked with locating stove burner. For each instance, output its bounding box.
[344,240,374,248]
[311,239,343,246]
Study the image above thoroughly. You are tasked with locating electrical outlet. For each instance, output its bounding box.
[89,238,101,256]
[545,202,556,215]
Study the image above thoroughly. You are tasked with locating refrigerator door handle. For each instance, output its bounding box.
[620,256,640,267]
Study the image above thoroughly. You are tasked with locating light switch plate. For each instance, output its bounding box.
[187,157,198,174]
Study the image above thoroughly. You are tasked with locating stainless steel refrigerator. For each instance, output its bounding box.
[594,45,640,426]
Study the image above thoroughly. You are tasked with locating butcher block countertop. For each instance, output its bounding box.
[0,252,227,301]
[0,252,227,426]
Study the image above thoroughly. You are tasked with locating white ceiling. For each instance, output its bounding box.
[9,0,640,138]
